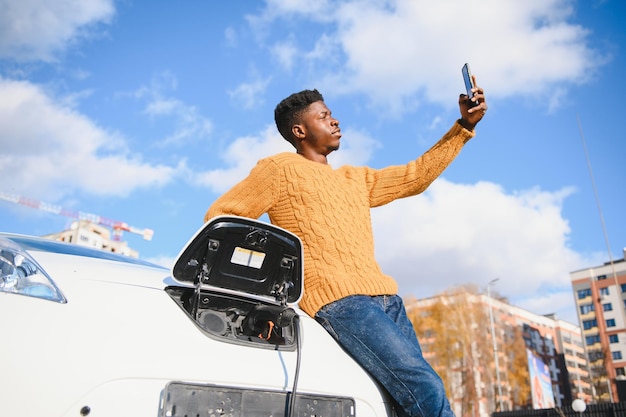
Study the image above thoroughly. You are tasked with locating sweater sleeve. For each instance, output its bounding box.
[366,121,474,207]
[204,158,280,223]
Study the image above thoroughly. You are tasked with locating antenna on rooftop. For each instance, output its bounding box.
[576,115,615,269]
[577,113,622,402]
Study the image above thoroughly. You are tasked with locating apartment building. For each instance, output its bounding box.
[405,290,590,416]
[571,250,626,402]
[43,220,140,258]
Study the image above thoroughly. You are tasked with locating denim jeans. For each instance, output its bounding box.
[315,295,455,417]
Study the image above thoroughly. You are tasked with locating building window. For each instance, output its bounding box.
[586,335,601,345]
[621,284,626,293]
[603,303,613,312]
[580,304,595,314]
[618,368,626,377]
[606,319,616,328]
[578,288,592,299]
[589,348,604,361]
[610,335,619,343]
[612,351,622,360]
[600,287,610,296]
[598,275,608,281]
[583,319,597,330]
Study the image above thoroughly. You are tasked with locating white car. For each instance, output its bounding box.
[0,216,394,417]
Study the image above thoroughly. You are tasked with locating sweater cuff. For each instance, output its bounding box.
[455,119,476,143]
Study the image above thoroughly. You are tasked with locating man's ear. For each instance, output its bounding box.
[292,124,306,140]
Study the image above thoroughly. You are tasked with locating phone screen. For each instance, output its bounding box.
[462,63,479,107]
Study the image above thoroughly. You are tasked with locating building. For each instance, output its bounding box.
[0,192,152,258]
[550,313,593,403]
[43,220,140,258]
[522,316,591,407]
[405,290,590,417]
[571,250,626,402]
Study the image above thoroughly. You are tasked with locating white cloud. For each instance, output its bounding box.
[132,72,214,147]
[270,38,299,72]
[371,179,594,323]
[0,77,179,199]
[228,75,272,109]
[249,0,333,26]
[192,125,293,193]
[514,290,580,324]
[0,0,115,62]
[254,0,604,113]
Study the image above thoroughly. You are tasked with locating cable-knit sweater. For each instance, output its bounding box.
[205,121,474,316]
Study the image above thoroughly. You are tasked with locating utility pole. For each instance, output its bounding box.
[488,278,504,411]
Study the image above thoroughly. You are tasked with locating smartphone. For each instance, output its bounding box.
[462,63,479,107]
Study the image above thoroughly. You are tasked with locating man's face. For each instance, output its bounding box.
[298,101,341,155]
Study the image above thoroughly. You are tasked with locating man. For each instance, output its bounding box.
[205,79,487,417]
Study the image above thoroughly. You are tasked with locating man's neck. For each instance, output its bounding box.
[297,150,329,165]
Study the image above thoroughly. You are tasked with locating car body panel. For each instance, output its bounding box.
[0,219,394,417]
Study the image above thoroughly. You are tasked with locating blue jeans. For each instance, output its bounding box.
[315,295,455,417]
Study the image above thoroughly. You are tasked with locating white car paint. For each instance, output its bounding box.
[0,217,394,417]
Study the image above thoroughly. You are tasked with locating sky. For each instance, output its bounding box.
[0,0,624,325]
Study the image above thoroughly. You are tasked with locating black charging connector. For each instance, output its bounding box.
[242,304,298,344]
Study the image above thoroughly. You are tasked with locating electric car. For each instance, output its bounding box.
[0,216,393,417]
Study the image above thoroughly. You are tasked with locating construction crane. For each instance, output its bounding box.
[0,191,154,241]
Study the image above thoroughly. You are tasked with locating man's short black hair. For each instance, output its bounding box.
[274,89,324,146]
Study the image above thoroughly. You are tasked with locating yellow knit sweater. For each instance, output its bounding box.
[205,121,474,316]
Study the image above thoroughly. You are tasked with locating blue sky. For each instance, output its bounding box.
[0,0,624,324]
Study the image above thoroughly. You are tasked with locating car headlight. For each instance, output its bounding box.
[0,237,66,303]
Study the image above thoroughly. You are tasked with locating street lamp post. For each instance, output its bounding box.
[488,278,504,411]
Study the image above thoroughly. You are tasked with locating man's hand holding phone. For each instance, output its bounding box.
[459,63,487,131]
[462,63,480,108]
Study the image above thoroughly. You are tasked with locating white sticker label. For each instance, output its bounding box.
[231,246,265,269]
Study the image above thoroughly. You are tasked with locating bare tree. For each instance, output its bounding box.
[406,286,531,416]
